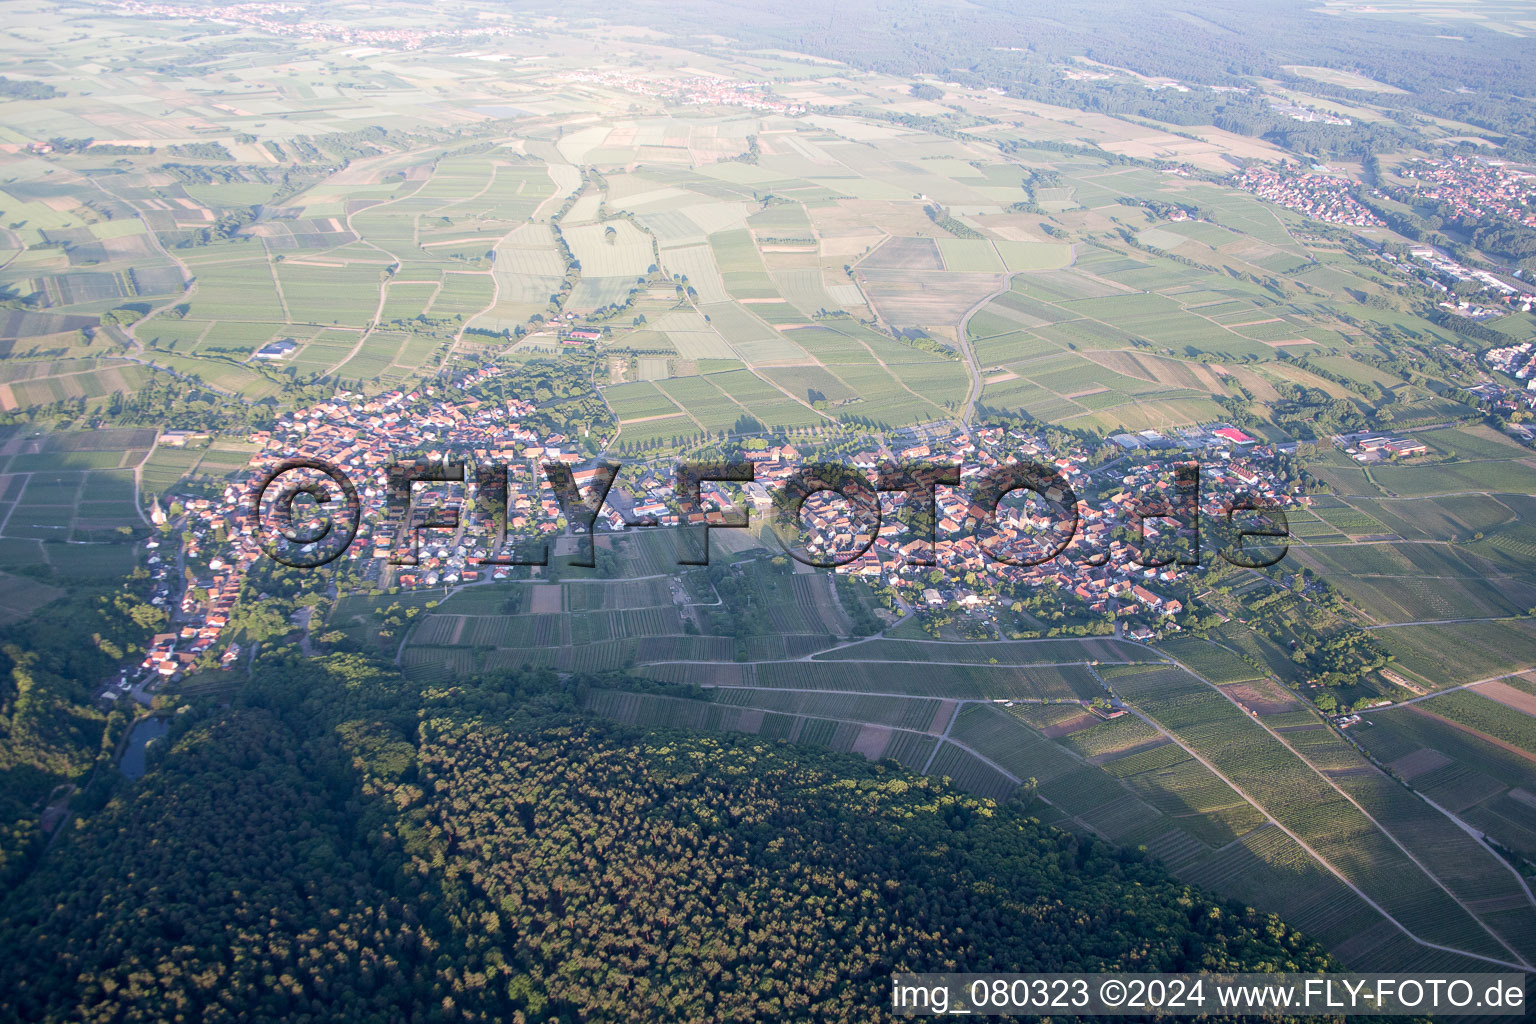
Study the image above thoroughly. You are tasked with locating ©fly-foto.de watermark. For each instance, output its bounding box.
[890,973,1528,1016]
[248,455,1290,572]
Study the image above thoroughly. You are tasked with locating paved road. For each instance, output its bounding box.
[953,287,995,427]
[1363,616,1523,630]
[1365,668,1536,710]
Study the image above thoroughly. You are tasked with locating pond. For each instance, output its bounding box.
[120,716,170,779]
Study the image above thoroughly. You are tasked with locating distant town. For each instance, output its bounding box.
[1400,155,1536,233]
[112,0,528,48]
[566,71,807,116]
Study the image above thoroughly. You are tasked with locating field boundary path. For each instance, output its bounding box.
[1149,643,1536,969]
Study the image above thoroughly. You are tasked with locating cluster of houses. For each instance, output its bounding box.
[592,425,1297,631]
[129,496,250,689]
[143,363,1303,684]
[1463,382,1536,431]
[99,497,245,698]
[1236,165,1384,227]
[1399,156,1536,232]
[566,71,807,116]
[787,428,1297,630]
[113,0,527,49]
[141,365,562,682]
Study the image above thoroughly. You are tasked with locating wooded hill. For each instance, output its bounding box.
[0,654,1333,1023]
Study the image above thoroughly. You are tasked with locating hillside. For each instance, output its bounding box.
[0,655,1330,1023]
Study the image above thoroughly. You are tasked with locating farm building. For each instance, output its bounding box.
[254,338,298,360]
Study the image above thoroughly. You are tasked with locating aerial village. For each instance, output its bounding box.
[564,70,807,116]
[112,0,528,48]
[1234,164,1384,226]
[115,368,1303,695]
[1398,155,1536,232]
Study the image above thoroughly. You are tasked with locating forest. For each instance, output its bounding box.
[576,0,1536,156]
[0,583,167,889]
[0,651,1335,1023]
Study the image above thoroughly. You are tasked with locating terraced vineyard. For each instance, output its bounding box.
[355,476,1536,979]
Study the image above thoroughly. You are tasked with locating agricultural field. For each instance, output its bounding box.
[1371,620,1536,690]
[0,358,155,412]
[0,16,1472,449]
[0,428,152,561]
[517,532,1536,972]
[1294,542,1536,624]
[1355,694,1536,860]
[1101,663,1536,966]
